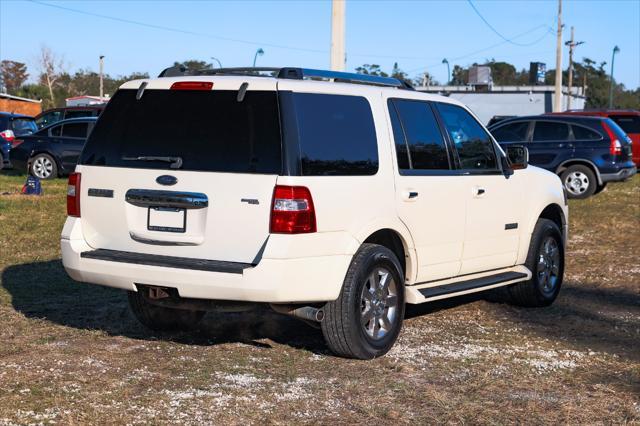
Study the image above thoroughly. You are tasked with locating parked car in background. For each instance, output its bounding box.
[489,115,636,199]
[0,112,38,169]
[35,105,104,129]
[487,115,516,127]
[549,110,640,166]
[10,117,97,179]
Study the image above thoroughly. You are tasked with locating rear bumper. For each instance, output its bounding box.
[61,218,355,303]
[601,166,637,183]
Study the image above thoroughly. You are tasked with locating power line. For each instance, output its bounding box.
[466,0,554,47]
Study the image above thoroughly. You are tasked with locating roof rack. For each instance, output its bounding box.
[157,66,414,90]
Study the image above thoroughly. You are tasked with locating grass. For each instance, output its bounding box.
[0,171,638,424]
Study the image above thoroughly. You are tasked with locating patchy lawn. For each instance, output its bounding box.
[0,172,638,424]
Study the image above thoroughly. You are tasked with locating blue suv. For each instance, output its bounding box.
[0,112,38,170]
[489,115,636,199]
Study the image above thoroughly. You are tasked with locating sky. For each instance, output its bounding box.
[1,0,639,90]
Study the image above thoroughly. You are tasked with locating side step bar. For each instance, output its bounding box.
[405,266,531,304]
[81,249,253,274]
[419,271,528,298]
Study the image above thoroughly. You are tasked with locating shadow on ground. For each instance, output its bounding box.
[2,259,639,360]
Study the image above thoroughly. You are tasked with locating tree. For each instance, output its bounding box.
[355,64,388,77]
[0,60,29,94]
[390,62,408,81]
[483,60,517,85]
[450,65,468,85]
[173,59,212,71]
[37,46,66,106]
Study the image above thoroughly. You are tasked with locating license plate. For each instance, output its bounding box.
[147,207,186,233]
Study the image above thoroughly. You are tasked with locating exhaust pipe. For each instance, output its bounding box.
[270,304,324,323]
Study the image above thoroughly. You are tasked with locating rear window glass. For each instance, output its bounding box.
[533,121,570,142]
[11,118,37,136]
[288,93,378,176]
[604,118,632,141]
[62,122,88,138]
[610,115,640,134]
[81,89,282,174]
[65,110,94,119]
[571,125,601,140]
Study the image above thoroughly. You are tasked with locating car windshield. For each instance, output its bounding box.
[11,118,38,136]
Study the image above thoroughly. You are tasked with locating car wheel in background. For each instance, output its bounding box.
[0,152,3,170]
[561,165,596,199]
[127,290,205,332]
[321,243,405,359]
[30,153,58,180]
[507,218,564,307]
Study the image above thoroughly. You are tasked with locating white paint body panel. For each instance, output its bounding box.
[61,74,568,303]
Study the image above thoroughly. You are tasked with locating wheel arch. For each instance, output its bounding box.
[555,159,602,186]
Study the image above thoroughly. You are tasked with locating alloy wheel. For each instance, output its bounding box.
[537,236,561,295]
[32,156,53,179]
[360,267,399,340]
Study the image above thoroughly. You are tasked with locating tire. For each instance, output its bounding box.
[0,152,4,171]
[321,243,405,359]
[594,183,607,195]
[30,153,58,180]
[561,165,596,199]
[507,218,564,307]
[127,290,205,332]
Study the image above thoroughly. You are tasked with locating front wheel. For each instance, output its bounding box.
[507,218,564,307]
[561,165,596,199]
[321,244,405,359]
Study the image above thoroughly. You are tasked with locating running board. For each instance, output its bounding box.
[405,266,531,304]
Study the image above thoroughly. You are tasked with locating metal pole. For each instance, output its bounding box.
[210,57,222,68]
[553,0,563,112]
[565,27,584,110]
[608,46,619,108]
[442,59,450,84]
[252,48,264,67]
[99,55,104,100]
[330,0,346,71]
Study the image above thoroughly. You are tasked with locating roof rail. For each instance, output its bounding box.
[158,66,413,90]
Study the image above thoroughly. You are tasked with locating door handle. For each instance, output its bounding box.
[402,190,419,201]
[473,186,486,197]
[408,191,419,199]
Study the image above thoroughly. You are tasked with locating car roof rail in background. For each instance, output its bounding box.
[158,66,414,90]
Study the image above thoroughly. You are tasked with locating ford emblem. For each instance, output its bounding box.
[156,175,177,186]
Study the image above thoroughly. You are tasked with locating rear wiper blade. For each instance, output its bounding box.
[122,156,183,169]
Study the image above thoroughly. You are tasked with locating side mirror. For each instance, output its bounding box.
[505,145,529,170]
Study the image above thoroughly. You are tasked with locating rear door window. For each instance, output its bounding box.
[388,99,450,171]
[288,93,378,176]
[50,125,62,137]
[435,102,498,171]
[81,89,282,174]
[10,118,37,136]
[491,121,530,142]
[533,121,570,142]
[609,115,640,134]
[571,125,602,141]
[61,122,89,138]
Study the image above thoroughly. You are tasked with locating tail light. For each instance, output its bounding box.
[270,185,316,234]
[170,81,213,90]
[67,172,81,217]
[602,121,622,156]
[11,139,23,148]
[0,130,15,143]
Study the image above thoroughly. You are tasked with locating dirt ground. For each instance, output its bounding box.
[0,172,638,425]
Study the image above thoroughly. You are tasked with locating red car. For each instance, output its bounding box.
[551,110,640,165]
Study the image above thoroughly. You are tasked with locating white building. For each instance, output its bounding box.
[65,95,109,107]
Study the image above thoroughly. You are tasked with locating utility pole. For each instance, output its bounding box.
[564,27,584,110]
[608,46,620,108]
[553,0,563,112]
[330,0,346,71]
[99,55,105,100]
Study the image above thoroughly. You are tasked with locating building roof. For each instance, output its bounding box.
[0,93,42,103]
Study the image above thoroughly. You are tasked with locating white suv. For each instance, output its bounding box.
[61,67,568,359]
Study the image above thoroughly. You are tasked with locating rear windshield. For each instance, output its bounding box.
[11,118,37,136]
[610,115,640,134]
[80,89,282,174]
[604,118,631,142]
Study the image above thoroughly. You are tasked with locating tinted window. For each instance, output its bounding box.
[61,122,88,138]
[389,99,449,170]
[291,93,378,176]
[65,110,94,119]
[604,118,632,141]
[533,121,569,142]
[50,125,62,137]
[81,89,282,174]
[571,125,601,140]
[10,118,37,136]
[610,115,640,134]
[491,121,529,142]
[435,102,497,170]
[36,111,63,129]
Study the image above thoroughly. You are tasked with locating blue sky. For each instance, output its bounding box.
[1,0,639,89]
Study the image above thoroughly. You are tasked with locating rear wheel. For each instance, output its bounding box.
[30,153,57,179]
[127,291,205,332]
[507,218,564,307]
[594,182,607,195]
[561,165,596,199]
[321,244,405,359]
